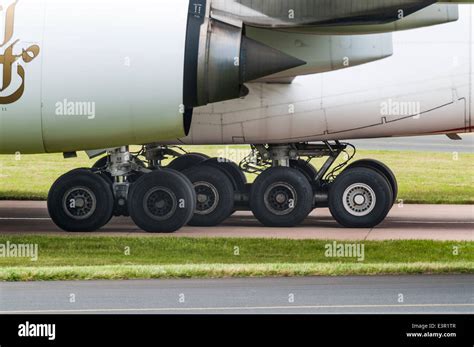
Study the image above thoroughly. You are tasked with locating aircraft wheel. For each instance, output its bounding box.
[167,153,209,172]
[329,167,393,228]
[183,164,235,226]
[128,169,196,233]
[290,159,317,182]
[250,167,313,227]
[346,159,398,204]
[203,158,247,192]
[47,169,114,232]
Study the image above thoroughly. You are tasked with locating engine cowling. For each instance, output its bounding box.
[184,0,306,107]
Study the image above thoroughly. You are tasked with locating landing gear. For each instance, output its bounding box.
[92,155,145,184]
[48,145,196,233]
[183,164,235,227]
[167,153,209,172]
[290,159,317,182]
[128,170,195,233]
[240,142,395,228]
[346,159,398,204]
[48,141,398,233]
[250,167,313,227]
[149,149,245,226]
[328,167,393,228]
[203,158,247,192]
[47,169,114,232]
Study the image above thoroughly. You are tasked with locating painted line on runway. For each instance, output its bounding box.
[0,218,51,221]
[0,217,473,225]
[391,221,474,224]
[1,303,473,314]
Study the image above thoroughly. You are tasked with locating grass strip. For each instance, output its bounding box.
[0,236,472,281]
[1,262,472,281]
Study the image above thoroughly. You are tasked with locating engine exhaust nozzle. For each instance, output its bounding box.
[184,13,306,107]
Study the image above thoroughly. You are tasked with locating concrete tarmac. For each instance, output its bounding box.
[0,201,472,240]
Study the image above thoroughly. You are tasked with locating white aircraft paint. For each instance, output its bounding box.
[182,5,473,145]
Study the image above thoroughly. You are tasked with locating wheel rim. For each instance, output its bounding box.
[143,187,177,221]
[264,182,297,216]
[194,181,219,215]
[342,183,377,217]
[62,186,97,220]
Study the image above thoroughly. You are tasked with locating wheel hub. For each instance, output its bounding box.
[62,187,97,220]
[354,194,366,205]
[264,182,297,216]
[194,182,219,215]
[342,183,376,217]
[143,187,177,221]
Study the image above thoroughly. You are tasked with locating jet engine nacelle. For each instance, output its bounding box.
[0,0,303,154]
[184,1,305,107]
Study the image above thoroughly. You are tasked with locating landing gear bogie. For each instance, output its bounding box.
[92,155,146,183]
[48,142,398,233]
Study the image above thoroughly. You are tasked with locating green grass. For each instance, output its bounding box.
[0,146,473,204]
[3,263,472,282]
[0,236,472,281]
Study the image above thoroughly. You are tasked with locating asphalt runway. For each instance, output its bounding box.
[0,201,472,240]
[0,275,472,314]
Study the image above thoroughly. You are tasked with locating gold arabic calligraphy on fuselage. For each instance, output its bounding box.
[0,0,40,105]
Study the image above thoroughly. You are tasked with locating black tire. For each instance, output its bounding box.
[47,169,114,232]
[203,158,247,192]
[167,153,209,172]
[92,156,109,170]
[290,159,318,182]
[346,159,398,204]
[329,167,393,228]
[183,164,235,227]
[92,156,113,182]
[250,167,313,227]
[128,169,196,233]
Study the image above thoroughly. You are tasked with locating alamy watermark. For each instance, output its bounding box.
[0,241,38,261]
[18,322,55,341]
[217,147,255,164]
[325,241,365,262]
[380,98,421,118]
[55,98,96,120]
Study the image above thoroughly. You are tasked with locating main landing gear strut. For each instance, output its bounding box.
[48,146,196,233]
[240,142,396,228]
[48,142,397,233]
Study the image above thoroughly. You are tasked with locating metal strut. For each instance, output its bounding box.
[240,141,352,184]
